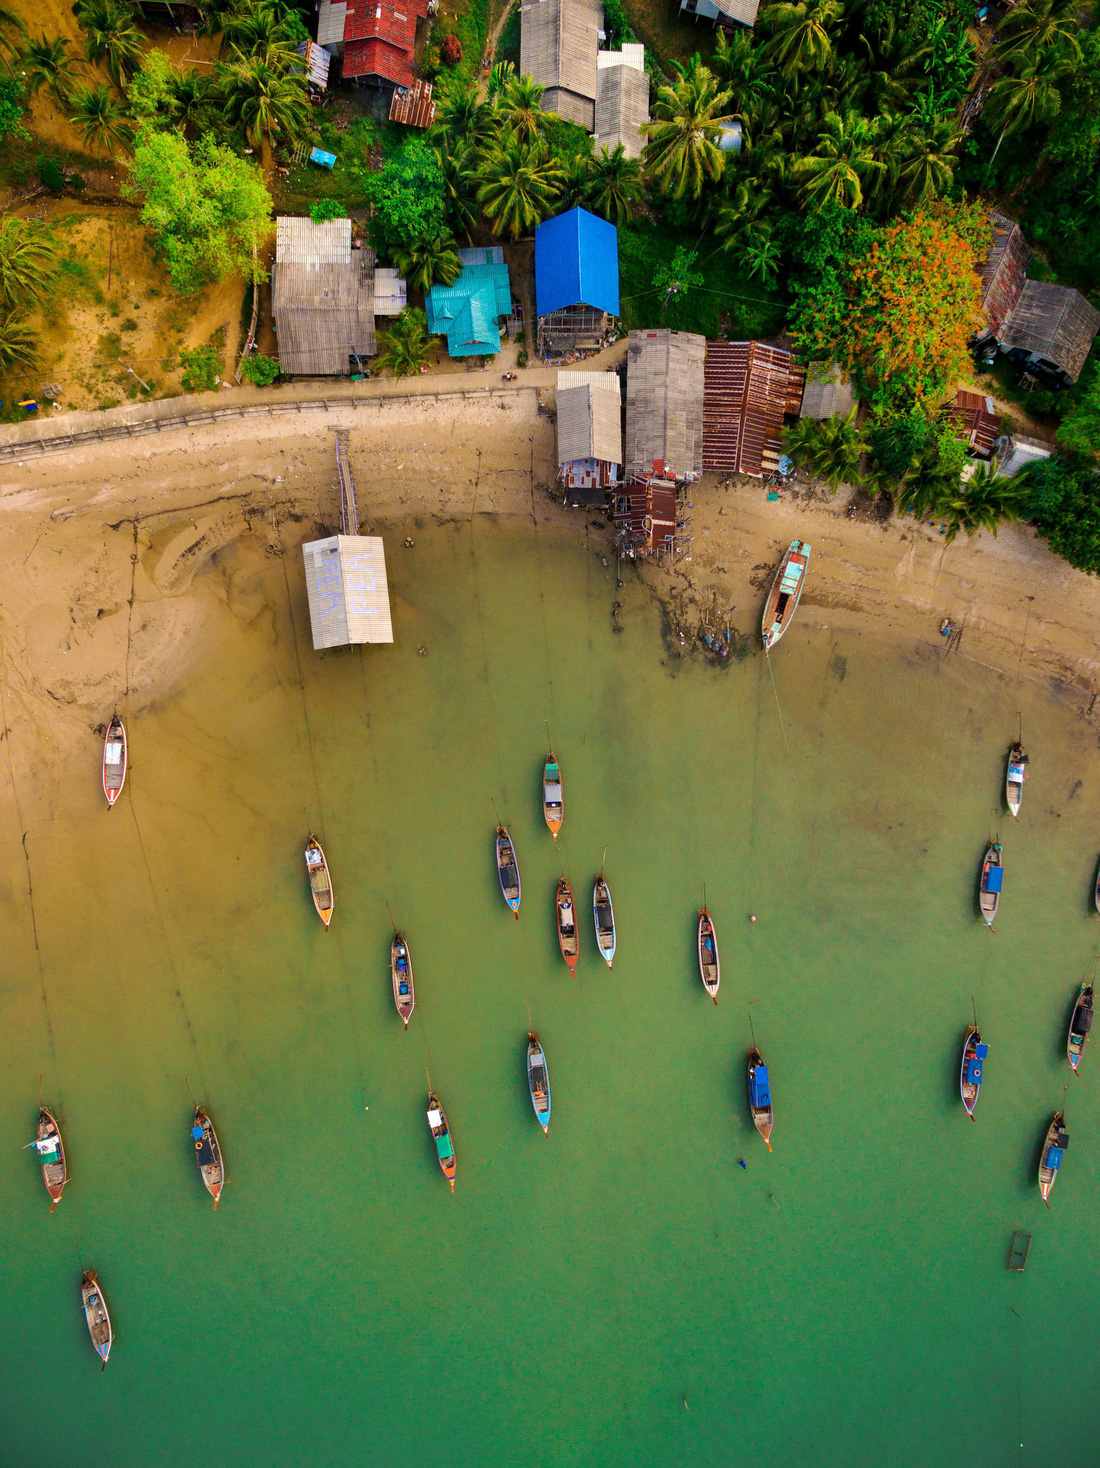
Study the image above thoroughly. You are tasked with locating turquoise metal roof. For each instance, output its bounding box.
[426,260,511,358]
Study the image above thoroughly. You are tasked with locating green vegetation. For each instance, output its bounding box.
[179,342,221,392]
[309,199,345,224]
[374,307,438,379]
[781,409,865,491]
[366,138,449,258]
[1023,452,1100,572]
[0,75,27,143]
[240,351,280,386]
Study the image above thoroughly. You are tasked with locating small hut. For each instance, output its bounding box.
[556,369,622,499]
[799,361,855,420]
[303,537,393,649]
[996,281,1100,386]
[595,46,649,159]
[947,390,1000,458]
[535,208,620,358]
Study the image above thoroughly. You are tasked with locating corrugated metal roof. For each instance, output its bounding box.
[623,329,705,481]
[317,0,347,46]
[799,360,855,419]
[535,208,620,317]
[557,368,620,390]
[272,250,376,374]
[296,38,332,85]
[998,280,1100,383]
[980,212,1030,333]
[594,55,649,159]
[946,389,999,458]
[389,77,435,127]
[372,266,407,316]
[276,216,352,267]
[709,0,760,22]
[425,260,511,357]
[613,477,678,550]
[520,0,599,118]
[556,380,622,465]
[995,434,1052,477]
[701,340,805,477]
[303,535,393,648]
[459,245,504,266]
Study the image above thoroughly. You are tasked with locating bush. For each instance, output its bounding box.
[179,343,221,393]
[37,157,65,192]
[517,348,528,368]
[241,352,281,387]
[440,33,463,65]
[1023,452,1100,573]
[310,199,345,224]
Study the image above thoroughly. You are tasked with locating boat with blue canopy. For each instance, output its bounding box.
[391,932,415,1029]
[496,825,521,918]
[960,1027,989,1119]
[747,1048,773,1150]
[427,1088,455,1192]
[33,1107,67,1212]
[1067,983,1093,1073]
[542,753,563,841]
[1039,1112,1068,1206]
[80,1269,112,1370]
[978,842,1002,926]
[761,540,811,650]
[1006,741,1029,819]
[526,1033,551,1133]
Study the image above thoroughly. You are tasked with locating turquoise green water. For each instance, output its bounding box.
[3,513,1100,1465]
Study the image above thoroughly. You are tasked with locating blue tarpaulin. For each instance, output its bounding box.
[1046,1146,1063,1170]
[985,864,1004,893]
[966,1059,982,1084]
[750,1066,771,1108]
[309,148,336,169]
[975,1043,989,1058]
[535,208,620,318]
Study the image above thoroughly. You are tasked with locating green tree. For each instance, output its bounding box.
[781,408,865,490]
[0,216,57,311]
[219,52,310,160]
[240,350,280,385]
[0,313,36,373]
[985,43,1070,158]
[0,73,26,142]
[391,228,462,293]
[653,244,704,308]
[794,110,885,208]
[368,138,449,259]
[764,0,839,80]
[927,458,1027,542]
[217,0,300,65]
[75,0,145,88]
[22,35,80,108]
[431,82,496,150]
[587,144,642,226]
[1055,369,1100,457]
[374,306,438,378]
[497,74,546,146]
[997,0,1082,66]
[1022,452,1100,571]
[890,114,960,207]
[436,142,479,240]
[744,229,781,287]
[179,342,221,391]
[477,134,563,239]
[310,198,345,224]
[558,152,593,212]
[642,58,733,200]
[125,129,274,294]
[70,81,132,155]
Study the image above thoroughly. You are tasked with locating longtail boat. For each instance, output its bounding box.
[427,1090,455,1191]
[80,1269,113,1370]
[527,1032,551,1134]
[1006,742,1029,819]
[191,1106,224,1209]
[542,753,563,841]
[102,714,127,807]
[747,1048,773,1150]
[960,1027,989,1119]
[496,825,521,918]
[593,874,616,969]
[977,842,1002,927]
[698,908,720,1004]
[391,933,415,1029]
[34,1107,67,1212]
[304,835,334,928]
[1094,858,1100,917]
[555,879,579,973]
[761,539,811,651]
[1038,1112,1068,1207]
[1068,983,1094,1073]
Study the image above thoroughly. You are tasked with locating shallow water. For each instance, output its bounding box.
[2,512,1100,1466]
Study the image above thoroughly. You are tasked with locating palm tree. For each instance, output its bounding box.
[487,59,515,98]
[498,74,546,146]
[997,0,1082,65]
[642,58,734,200]
[69,81,132,155]
[859,14,928,112]
[74,0,145,88]
[0,216,57,311]
[477,134,564,239]
[891,114,961,206]
[558,152,593,212]
[220,53,310,158]
[781,408,865,491]
[985,43,1070,158]
[587,145,642,226]
[171,70,220,137]
[391,228,462,293]
[933,459,1027,542]
[764,0,839,81]
[374,307,438,379]
[431,82,495,150]
[22,35,80,108]
[0,2,26,67]
[794,110,885,208]
[894,444,962,519]
[0,313,36,373]
[217,0,299,65]
[744,232,782,288]
[436,142,480,239]
[712,28,775,117]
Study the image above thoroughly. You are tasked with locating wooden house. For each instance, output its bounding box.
[556,370,622,499]
[623,329,705,484]
[271,217,375,376]
[535,208,620,358]
[946,390,1000,458]
[595,46,649,159]
[520,0,600,128]
[701,340,805,478]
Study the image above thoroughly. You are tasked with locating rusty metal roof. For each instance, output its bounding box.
[701,341,806,477]
[980,212,1030,334]
[946,390,1000,459]
[389,77,435,127]
[999,280,1100,383]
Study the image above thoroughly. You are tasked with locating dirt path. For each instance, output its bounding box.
[478,0,519,98]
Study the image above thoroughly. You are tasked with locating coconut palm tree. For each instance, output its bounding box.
[764,0,839,81]
[217,0,300,64]
[171,70,221,138]
[794,110,885,208]
[985,43,1070,158]
[712,28,775,117]
[781,408,865,491]
[0,2,26,67]
[642,58,734,200]
[744,231,782,288]
[74,0,145,88]
[391,228,462,293]
[0,216,57,311]
[436,142,480,239]
[997,0,1082,65]
[894,443,962,520]
[557,151,593,212]
[69,81,132,156]
[220,53,310,158]
[477,134,564,239]
[22,35,80,108]
[0,313,36,373]
[933,458,1027,543]
[374,307,438,379]
[431,82,496,150]
[891,113,961,206]
[487,59,515,98]
[497,74,546,146]
[587,144,643,226]
[859,14,929,112]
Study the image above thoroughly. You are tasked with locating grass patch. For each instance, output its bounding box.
[619,0,714,75]
[497,3,520,67]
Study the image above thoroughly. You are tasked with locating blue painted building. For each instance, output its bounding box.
[425,247,513,359]
[534,208,620,358]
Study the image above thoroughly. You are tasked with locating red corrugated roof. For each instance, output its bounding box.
[341,0,428,82]
[947,390,999,459]
[344,36,414,83]
[701,341,805,477]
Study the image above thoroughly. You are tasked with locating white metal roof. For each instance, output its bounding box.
[557,369,620,391]
[317,0,347,46]
[303,536,394,648]
[276,216,352,267]
[373,267,407,316]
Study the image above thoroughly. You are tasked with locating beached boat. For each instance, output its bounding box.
[34,1107,67,1212]
[527,1032,551,1134]
[1005,742,1029,819]
[191,1106,224,1209]
[698,908,720,1004]
[960,1027,989,1119]
[747,1048,773,1150]
[102,714,127,807]
[761,540,811,651]
[1067,983,1094,1073]
[555,878,579,974]
[80,1269,112,1369]
[391,933,415,1029]
[304,835,334,928]
[1038,1112,1069,1207]
[426,1090,455,1192]
[542,754,563,841]
[1094,859,1100,917]
[593,874,616,969]
[496,825,521,918]
[977,842,1003,927]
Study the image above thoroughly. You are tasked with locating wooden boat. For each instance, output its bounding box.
[960,1026,989,1119]
[698,908,720,1004]
[80,1269,113,1369]
[496,825,521,918]
[1005,742,1029,819]
[542,754,563,842]
[102,714,127,807]
[34,1107,67,1212]
[761,539,811,651]
[304,835,334,928]
[526,1032,551,1134]
[391,933,415,1029]
[191,1106,224,1209]
[555,878,579,974]
[1094,858,1100,917]
[1067,983,1094,1073]
[977,841,1002,927]
[426,1090,455,1192]
[1038,1111,1069,1207]
[747,1048,773,1150]
[593,874,616,969]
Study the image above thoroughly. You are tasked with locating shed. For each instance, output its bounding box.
[272,217,375,375]
[535,208,620,356]
[701,340,805,478]
[799,361,855,420]
[994,433,1053,477]
[389,77,435,127]
[302,535,393,649]
[556,369,622,494]
[624,329,706,483]
[678,0,760,28]
[613,478,680,558]
[947,390,1000,458]
[372,267,407,317]
[296,39,331,90]
[425,257,512,358]
[520,0,600,129]
[996,280,1100,385]
[979,212,1030,334]
[595,46,650,160]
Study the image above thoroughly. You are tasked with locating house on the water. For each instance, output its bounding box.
[595,45,650,159]
[535,207,620,358]
[556,369,622,500]
[271,216,375,376]
[425,247,512,359]
[520,0,600,128]
[701,340,805,478]
[316,0,432,91]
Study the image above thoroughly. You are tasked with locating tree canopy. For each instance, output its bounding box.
[367,139,449,262]
[1023,453,1100,573]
